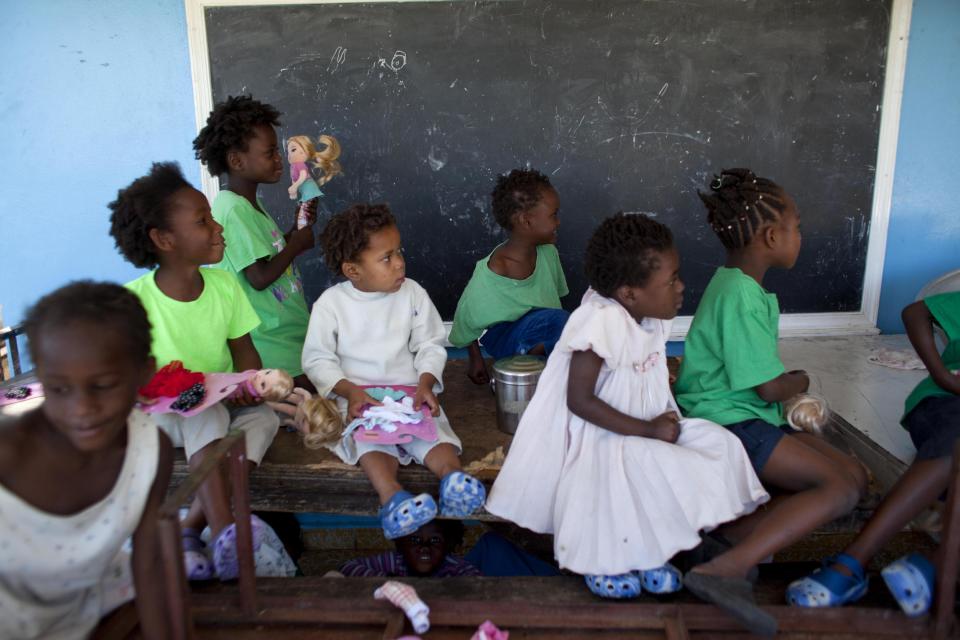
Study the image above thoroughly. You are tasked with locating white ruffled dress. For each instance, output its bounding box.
[485,290,769,575]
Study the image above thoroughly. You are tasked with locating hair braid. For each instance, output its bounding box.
[698,168,786,250]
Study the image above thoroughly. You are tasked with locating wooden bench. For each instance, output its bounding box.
[99,422,960,639]
[169,358,908,528]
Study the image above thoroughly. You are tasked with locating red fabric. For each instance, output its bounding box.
[139,361,205,399]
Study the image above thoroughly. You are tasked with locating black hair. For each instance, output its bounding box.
[192,95,282,177]
[394,519,466,553]
[25,281,152,365]
[491,168,553,230]
[319,203,396,275]
[698,168,788,250]
[108,162,192,269]
[584,212,674,297]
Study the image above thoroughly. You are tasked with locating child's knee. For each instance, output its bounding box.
[828,472,863,515]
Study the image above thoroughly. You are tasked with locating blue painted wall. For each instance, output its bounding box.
[876,0,960,332]
[0,0,956,334]
[0,1,198,329]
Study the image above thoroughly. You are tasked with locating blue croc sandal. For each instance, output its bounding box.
[882,553,935,617]
[640,563,683,594]
[584,572,643,599]
[439,471,487,517]
[380,491,438,540]
[786,553,868,608]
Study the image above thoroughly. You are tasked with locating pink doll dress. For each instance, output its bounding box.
[485,289,769,576]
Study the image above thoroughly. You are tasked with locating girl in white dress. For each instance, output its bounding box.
[486,213,769,600]
[0,282,172,639]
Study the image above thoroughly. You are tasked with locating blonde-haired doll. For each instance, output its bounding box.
[287,135,342,198]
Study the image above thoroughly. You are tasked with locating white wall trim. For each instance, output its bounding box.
[185,0,912,338]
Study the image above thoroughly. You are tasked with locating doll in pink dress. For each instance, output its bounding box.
[287,134,342,228]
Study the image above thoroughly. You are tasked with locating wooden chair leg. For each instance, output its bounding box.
[932,440,960,639]
[229,435,257,617]
[159,515,195,640]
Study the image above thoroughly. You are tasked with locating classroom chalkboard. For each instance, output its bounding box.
[203,0,890,318]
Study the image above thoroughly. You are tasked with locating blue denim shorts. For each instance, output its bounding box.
[904,395,960,460]
[480,308,570,360]
[724,419,796,473]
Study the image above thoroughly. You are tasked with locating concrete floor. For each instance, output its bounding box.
[778,334,927,463]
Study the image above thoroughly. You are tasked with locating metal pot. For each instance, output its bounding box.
[492,355,546,435]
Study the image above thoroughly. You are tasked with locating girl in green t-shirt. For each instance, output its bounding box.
[788,291,960,616]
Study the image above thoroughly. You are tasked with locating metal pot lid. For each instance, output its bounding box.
[492,354,546,383]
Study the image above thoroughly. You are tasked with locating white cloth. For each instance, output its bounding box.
[486,290,769,575]
[302,279,447,398]
[0,410,159,640]
[302,279,459,465]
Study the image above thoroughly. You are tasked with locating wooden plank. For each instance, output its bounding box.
[168,360,908,534]
[183,576,934,637]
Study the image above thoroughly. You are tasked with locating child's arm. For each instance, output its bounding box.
[243,224,315,291]
[332,378,382,419]
[567,349,680,442]
[754,370,810,403]
[339,552,395,577]
[409,281,447,405]
[414,372,441,416]
[466,341,490,385]
[227,334,264,405]
[904,300,960,395]
[131,431,174,640]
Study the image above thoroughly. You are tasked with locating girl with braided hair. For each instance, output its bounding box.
[486,213,769,631]
[675,169,869,616]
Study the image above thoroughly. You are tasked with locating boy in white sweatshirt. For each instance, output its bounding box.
[303,204,486,539]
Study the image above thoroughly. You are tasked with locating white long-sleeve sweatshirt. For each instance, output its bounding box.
[302,279,447,398]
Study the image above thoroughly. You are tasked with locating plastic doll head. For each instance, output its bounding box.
[299,396,345,449]
[783,393,829,434]
[287,134,343,186]
[252,369,295,401]
[287,136,312,164]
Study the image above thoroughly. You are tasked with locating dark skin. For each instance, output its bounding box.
[467,187,562,385]
[334,225,462,504]
[225,123,317,291]
[567,247,685,443]
[395,520,449,576]
[0,321,173,639]
[149,186,264,536]
[691,192,869,581]
[817,299,959,580]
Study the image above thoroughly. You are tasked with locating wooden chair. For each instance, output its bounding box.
[0,324,26,382]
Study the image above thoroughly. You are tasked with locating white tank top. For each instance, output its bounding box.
[0,409,159,640]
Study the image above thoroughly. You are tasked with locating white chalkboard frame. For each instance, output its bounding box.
[184,0,913,339]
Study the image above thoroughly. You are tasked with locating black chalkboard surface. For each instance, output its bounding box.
[204,0,889,318]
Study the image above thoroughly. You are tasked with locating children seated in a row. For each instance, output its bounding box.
[302,204,487,539]
[786,289,960,615]
[0,283,173,640]
[108,163,294,580]
[488,170,871,635]
[449,169,570,384]
[193,96,318,392]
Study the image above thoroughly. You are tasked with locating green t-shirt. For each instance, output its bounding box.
[903,291,960,421]
[448,243,568,347]
[211,190,310,375]
[126,268,260,373]
[674,267,786,426]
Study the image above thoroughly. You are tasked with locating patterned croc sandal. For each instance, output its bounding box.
[881,553,935,617]
[213,514,270,581]
[439,471,486,517]
[182,529,214,581]
[640,564,683,594]
[380,490,438,540]
[584,572,643,599]
[786,553,868,608]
